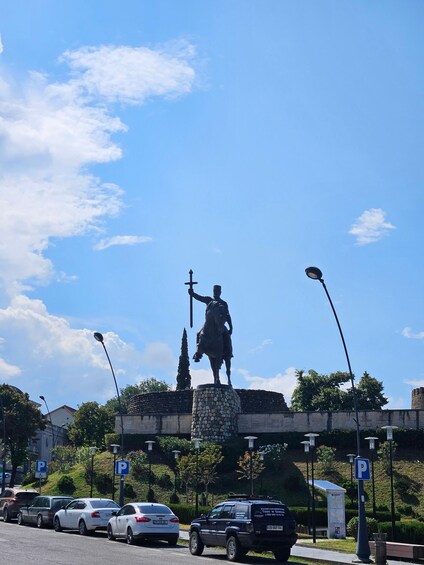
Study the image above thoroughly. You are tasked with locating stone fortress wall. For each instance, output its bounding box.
[120,387,424,438]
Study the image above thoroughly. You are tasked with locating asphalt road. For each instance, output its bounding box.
[0,521,295,565]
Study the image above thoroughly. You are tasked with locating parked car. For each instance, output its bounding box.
[0,488,40,522]
[189,495,297,562]
[54,498,120,535]
[18,495,74,528]
[107,502,179,545]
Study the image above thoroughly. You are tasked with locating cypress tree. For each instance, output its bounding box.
[176,328,191,390]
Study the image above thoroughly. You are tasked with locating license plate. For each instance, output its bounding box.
[153,520,167,525]
[267,525,283,531]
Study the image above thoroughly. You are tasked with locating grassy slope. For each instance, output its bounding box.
[34,447,424,520]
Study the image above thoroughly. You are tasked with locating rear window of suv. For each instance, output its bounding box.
[16,492,38,500]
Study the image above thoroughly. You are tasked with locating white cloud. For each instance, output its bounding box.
[249,339,273,353]
[62,41,196,105]
[94,235,153,251]
[402,327,424,340]
[0,41,196,404]
[349,208,396,245]
[0,357,21,378]
[140,342,175,370]
[385,395,408,409]
[405,379,424,388]
[238,367,298,406]
[190,368,215,388]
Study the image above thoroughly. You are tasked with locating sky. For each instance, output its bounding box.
[0,0,424,412]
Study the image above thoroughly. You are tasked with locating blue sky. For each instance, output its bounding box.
[0,1,423,411]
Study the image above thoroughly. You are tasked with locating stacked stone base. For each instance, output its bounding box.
[191,384,241,442]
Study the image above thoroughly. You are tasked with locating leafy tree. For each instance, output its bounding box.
[177,452,196,502]
[261,443,288,471]
[67,402,114,448]
[105,378,171,414]
[0,384,45,486]
[290,369,388,411]
[378,440,397,475]
[50,445,77,473]
[237,451,265,483]
[176,328,191,390]
[316,445,337,474]
[198,444,223,505]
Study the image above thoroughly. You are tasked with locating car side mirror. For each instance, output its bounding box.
[111,511,117,516]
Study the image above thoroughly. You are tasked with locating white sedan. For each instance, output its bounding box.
[107,502,179,545]
[54,498,120,535]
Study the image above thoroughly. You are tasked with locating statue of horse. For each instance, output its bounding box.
[196,302,232,386]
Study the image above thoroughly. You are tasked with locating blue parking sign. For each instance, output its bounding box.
[354,457,370,480]
[35,460,48,478]
[115,460,130,475]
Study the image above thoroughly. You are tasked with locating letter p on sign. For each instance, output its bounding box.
[354,457,370,480]
[115,460,130,475]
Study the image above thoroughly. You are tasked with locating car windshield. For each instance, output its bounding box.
[138,504,172,514]
[90,500,120,509]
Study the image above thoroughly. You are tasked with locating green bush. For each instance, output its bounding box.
[21,472,35,486]
[94,472,113,495]
[347,516,379,540]
[57,475,76,495]
[168,503,210,524]
[378,520,424,543]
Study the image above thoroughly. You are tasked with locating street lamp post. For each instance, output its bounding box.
[172,450,181,501]
[110,443,120,501]
[89,446,97,497]
[365,437,378,519]
[300,440,311,536]
[93,332,125,507]
[244,436,258,496]
[382,426,398,541]
[0,395,6,493]
[193,438,201,516]
[305,266,371,562]
[39,395,56,459]
[145,440,155,499]
[347,453,356,506]
[304,433,319,543]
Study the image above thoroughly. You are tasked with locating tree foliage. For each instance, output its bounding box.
[290,369,388,411]
[105,378,171,414]
[0,384,45,486]
[67,401,114,448]
[176,328,191,390]
[237,450,265,482]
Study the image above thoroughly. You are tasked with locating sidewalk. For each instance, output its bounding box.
[180,529,423,565]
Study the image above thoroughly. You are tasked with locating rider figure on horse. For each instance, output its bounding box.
[188,284,233,370]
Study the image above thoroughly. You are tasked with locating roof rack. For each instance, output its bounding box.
[226,493,281,502]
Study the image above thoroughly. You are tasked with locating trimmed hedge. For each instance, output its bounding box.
[290,507,397,527]
[378,520,424,544]
[168,504,210,524]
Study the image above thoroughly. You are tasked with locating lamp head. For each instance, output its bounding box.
[347,453,356,463]
[244,435,257,449]
[39,395,45,401]
[145,440,155,451]
[382,425,398,441]
[110,443,120,454]
[172,450,181,460]
[365,436,378,450]
[305,266,323,281]
[300,440,310,453]
[90,446,97,456]
[192,438,201,450]
[304,432,319,447]
[93,332,104,343]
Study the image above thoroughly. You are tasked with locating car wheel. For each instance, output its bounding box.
[3,507,11,523]
[273,547,291,562]
[17,512,24,526]
[36,514,44,528]
[54,517,62,532]
[107,524,115,541]
[168,535,179,546]
[79,520,89,536]
[126,527,136,545]
[189,530,204,556]
[226,535,243,562]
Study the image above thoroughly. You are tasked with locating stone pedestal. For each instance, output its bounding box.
[191,384,241,442]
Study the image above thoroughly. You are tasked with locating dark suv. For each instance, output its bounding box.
[189,495,297,562]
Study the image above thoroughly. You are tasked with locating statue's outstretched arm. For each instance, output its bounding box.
[188,289,209,304]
